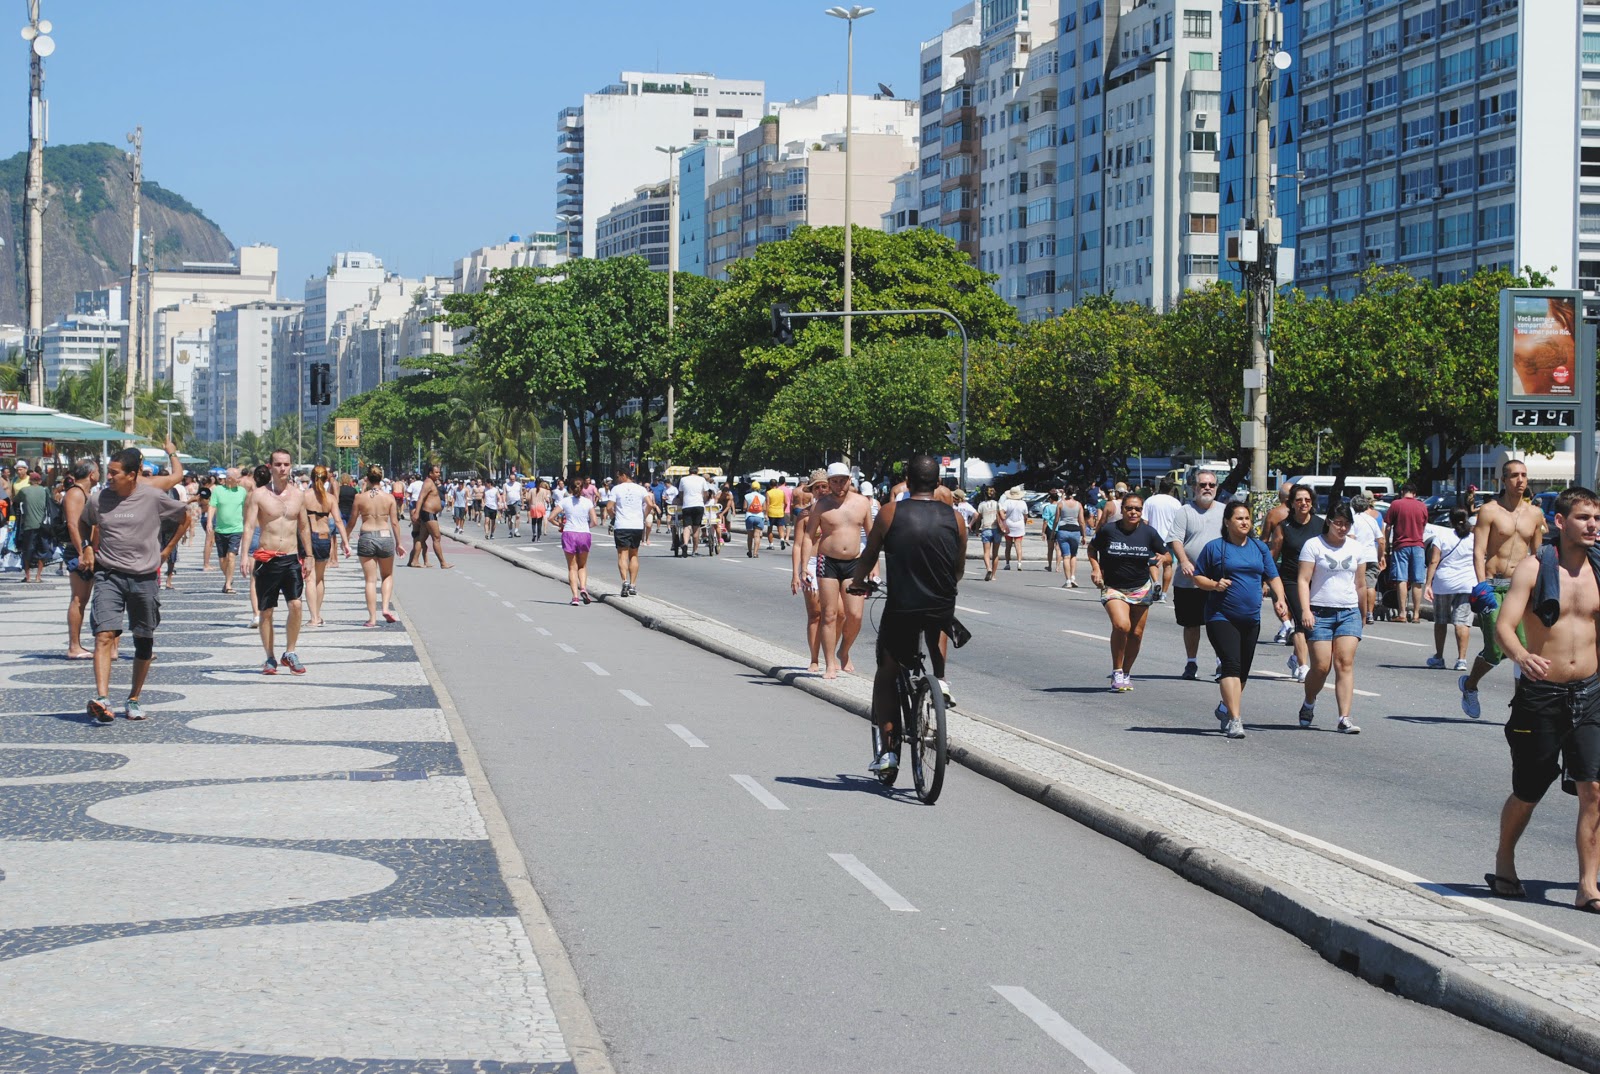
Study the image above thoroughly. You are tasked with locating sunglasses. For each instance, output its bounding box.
[1196,483,1217,489]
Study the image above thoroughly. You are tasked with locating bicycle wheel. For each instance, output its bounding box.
[908,675,947,804]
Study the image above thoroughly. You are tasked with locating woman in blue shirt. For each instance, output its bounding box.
[1193,501,1291,740]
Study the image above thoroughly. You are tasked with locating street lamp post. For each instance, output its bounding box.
[20,3,54,407]
[655,145,686,441]
[159,398,180,443]
[294,349,306,461]
[1315,427,1332,475]
[825,4,874,358]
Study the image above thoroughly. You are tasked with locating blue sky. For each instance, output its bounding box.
[15,0,939,291]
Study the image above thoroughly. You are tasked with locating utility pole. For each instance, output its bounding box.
[122,126,141,433]
[141,228,154,390]
[656,145,685,440]
[21,3,53,407]
[826,6,874,357]
[1242,1,1286,493]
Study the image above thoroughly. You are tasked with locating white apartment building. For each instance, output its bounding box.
[41,316,123,392]
[882,171,922,233]
[557,72,766,260]
[919,5,983,261]
[200,300,300,442]
[595,183,672,267]
[454,235,566,295]
[143,245,279,384]
[326,275,458,403]
[268,311,305,432]
[303,252,388,410]
[151,300,220,412]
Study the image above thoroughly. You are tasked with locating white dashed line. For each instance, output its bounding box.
[473,582,485,588]
[1256,670,1381,698]
[619,690,652,707]
[955,605,990,616]
[1360,633,1430,648]
[487,590,500,598]
[583,661,610,677]
[991,986,1134,1073]
[666,722,703,745]
[1063,629,1111,642]
[828,853,916,912]
[770,567,791,573]
[501,600,514,608]
[732,775,789,810]
[556,643,577,653]
[517,613,533,623]
[536,627,551,636]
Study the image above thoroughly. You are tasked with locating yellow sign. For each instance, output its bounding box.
[335,418,361,448]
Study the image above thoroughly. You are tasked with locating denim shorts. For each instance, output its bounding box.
[980,527,1001,544]
[1308,605,1364,642]
[1392,545,1426,585]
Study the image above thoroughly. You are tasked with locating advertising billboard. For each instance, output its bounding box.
[1503,291,1580,399]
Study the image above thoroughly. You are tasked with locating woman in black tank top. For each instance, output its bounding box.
[1271,484,1323,683]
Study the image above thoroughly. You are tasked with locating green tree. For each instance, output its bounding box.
[1157,282,1252,489]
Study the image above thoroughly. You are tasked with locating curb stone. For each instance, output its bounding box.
[449,531,1600,1071]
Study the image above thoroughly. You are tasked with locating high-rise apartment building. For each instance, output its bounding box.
[143,245,279,385]
[556,72,766,260]
[1222,0,1576,296]
[200,300,300,442]
[454,236,566,295]
[679,141,739,276]
[595,183,672,268]
[41,315,122,392]
[920,5,983,261]
[303,252,388,409]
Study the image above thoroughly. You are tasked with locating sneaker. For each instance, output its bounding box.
[1287,653,1300,675]
[1459,674,1481,719]
[1003,563,1011,571]
[124,697,146,721]
[1294,665,1309,683]
[1215,702,1230,728]
[1214,659,1223,680]
[1109,670,1128,692]
[570,598,581,606]
[1337,716,1361,734]
[1454,658,1469,672]
[261,657,278,675]
[1181,661,1198,680]
[281,652,307,675]
[250,615,260,629]
[1069,579,1079,588]
[1225,719,1246,739]
[1298,702,1316,728]
[1275,622,1294,645]
[868,750,899,773]
[1425,655,1446,670]
[938,678,955,707]
[88,696,114,725]
[580,589,592,605]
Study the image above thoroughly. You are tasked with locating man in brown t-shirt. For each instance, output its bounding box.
[78,447,190,724]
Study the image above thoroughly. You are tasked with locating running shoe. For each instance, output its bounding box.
[580,589,592,605]
[250,615,260,629]
[868,750,899,773]
[1108,671,1126,692]
[1425,655,1446,670]
[1294,665,1309,683]
[1215,702,1229,729]
[1181,661,1198,680]
[88,696,114,725]
[1298,702,1316,728]
[1224,719,1246,739]
[124,697,146,721]
[1337,716,1361,735]
[281,652,307,675]
[1069,579,1079,588]
[1286,653,1300,676]
[261,657,278,675]
[1454,659,1469,671]
[1459,674,1481,719]
[1274,622,1294,645]
[1113,671,1133,692]
[939,678,955,707]
[570,598,581,606]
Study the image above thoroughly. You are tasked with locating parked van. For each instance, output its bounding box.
[1284,474,1395,509]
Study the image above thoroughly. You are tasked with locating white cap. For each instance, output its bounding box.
[826,462,850,478]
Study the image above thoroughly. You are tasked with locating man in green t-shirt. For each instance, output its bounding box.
[12,463,50,583]
[207,467,247,594]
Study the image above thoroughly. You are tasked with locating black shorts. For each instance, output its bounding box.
[310,534,332,562]
[1506,674,1600,803]
[253,553,304,610]
[484,507,497,521]
[819,555,859,583]
[91,570,161,638]
[614,528,643,550]
[680,506,705,528]
[1206,616,1262,683]
[418,510,437,525]
[1174,586,1208,628]
[213,531,242,557]
[877,608,950,678]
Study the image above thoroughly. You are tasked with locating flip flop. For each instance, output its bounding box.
[1578,898,1600,915]
[1484,872,1527,899]
[382,611,398,623]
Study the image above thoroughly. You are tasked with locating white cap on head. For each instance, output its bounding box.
[826,462,850,478]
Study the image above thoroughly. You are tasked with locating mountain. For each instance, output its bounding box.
[0,142,235,326]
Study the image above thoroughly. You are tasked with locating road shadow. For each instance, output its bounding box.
[1125,726,1220,737]
[1040,685,1125,695]
[775,773,919,802]
[1429,877,1573,903]
[1387,714,1505,727]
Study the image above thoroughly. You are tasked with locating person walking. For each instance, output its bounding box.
[744,481,767,557]
[765,478,789,551]
[1270,484,1322,683]
[790,470,827,672]
[1191,500,1290,739]
[1055,486,1086,587]
[482,479,501,539]
[677,466,711,555]
[999,486,1028,570]
[350,465,404,627]
[554,482,598,605]
[11,463,49,583]
[61,457,98,659]
[78,448,190,723]
[1351,493,1388,624]
[1142,477,1183,598]
[1260,485,1297,641]
[1088,492,1166,692]
[1296,502,1374,734]
[1383,482,1431,624]
[207,468,247,595]
[975,489,1002,581]
[305,465,351,628]
[1425,508,1477,672]
[607,468,653,596]
[241,451,314,675]
[1169,471,1227,680]
[527,479,551,543]
[1460,459,1547,718]
[1040,489,1060,573]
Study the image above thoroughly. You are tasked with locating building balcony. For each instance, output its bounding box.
[558,154,583,175]
[556,195,584,215]
[556,132,584,154]
[556,176,583,199]
[556,107,582,131]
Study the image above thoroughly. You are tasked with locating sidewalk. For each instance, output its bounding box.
[0,568,602,1073]
[451,529,1600,1072]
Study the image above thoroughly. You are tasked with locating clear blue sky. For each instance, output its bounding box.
[16,0,938,292]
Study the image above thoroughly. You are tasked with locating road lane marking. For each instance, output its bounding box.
[991,986,1134,1073]
[1360,633,1430,648]
[473,582,485,588]
[487,590,500,597]
[536,627,552,636]
[1063,629,1111,641]
[666,722,703,745]
[619,689,652,707]
[732,774,789,810]
[770,567,790,573]
[1255,670,1380,698]
[502,600,514,608]
[517,613,533,623]
[955,605,991,615]
[583,661,610,677]
[556,643,577,653]
[828,853,916,911]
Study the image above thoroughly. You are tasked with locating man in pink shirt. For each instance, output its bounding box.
[1383,483,1431,623]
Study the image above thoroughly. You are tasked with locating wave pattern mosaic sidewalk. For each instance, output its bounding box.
[0,572,573,1074]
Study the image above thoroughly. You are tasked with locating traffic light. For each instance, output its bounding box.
[946,421,962,447]
[770,303,794,345]
[309,362,331,406]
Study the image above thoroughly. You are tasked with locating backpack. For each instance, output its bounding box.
[746,491,765,514]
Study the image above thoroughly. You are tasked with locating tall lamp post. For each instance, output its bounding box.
[293,349,306,461]
[655,145,685,441]
[825,4,873,358]
[553,213,580,477]
[1314,427,1332,475]
[218,370,234,463]
[20,3,54,407]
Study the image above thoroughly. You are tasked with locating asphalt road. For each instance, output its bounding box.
[399,541,1578,1073]
[481,521,1600,952]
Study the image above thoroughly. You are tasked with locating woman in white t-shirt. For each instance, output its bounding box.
[1296,501,1375,735]
[999,487,1029,570]
[1423,509,1476,672]
[553,489,598,605]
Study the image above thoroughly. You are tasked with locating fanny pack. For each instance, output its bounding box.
[252,548,280,564]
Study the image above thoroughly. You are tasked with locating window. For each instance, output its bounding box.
[1190,171,1220,193]
[922,89,942,113]
[1183,9,1211,37]
[1586,147,1600,179]
[693,128,708,140]
[1478,203,1514,242]
[1402,10,1436,46]
[1367,74,1398,111]
[1480,33,1518,74]
[1335,135,1363,168]
[1438,154,1474,194]
[922,56,942,82]
[1401,165,1432,202]
[786,194,807,214]
[921,187,942,210]
[1402,114,1435,150]
[1439,102,1474,141]
[1333,0,1361,24]
[1365,226,1394,261]
[1304,2,1331,34]
[1480,88,1517,130]
[1441,48,1475,89]
[1185,254,1220,275]
[1188,51,1214,71]
[1479,145,1515,185]
[1368,22,1399,57]
[1586,32,1600,67]
[1366,175,1396,212]
[1367,125,1397,159]
[922,121,941,145]
[1303,98,1330,130]
[920,156,942,179]
[1583,205,1600,236]
[1333,186,1360,221]
[1400,220,1434,255]
[1585,88,1600,125]
[1403,63,1435,101]
[1335,37,1362,71]
[1439,212,1471,249]
[1334,88,1362,123]
[1189,131,1219,151]
[693,107,708,117]
[1304,48,1332,82]
[1303,146,1330,178]
[1303,194,1329,228]
[715,108,744,119]
[1188,213,1218,234]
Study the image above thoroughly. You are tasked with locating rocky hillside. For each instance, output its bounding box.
[0,142,234,325]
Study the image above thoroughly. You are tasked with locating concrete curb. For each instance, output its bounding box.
[448,530,1599,1071]
[398,589,615,1074]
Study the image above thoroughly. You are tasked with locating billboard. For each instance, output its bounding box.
[1502,291,1580,399]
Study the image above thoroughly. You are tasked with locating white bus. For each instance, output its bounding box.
[1284,474,1395,508]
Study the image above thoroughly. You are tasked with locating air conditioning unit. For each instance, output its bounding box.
[1404,191,1419,203]
[1342,156,1361,167]
[1338,60,1351,70]
[1430,186,1444,199]
[1195,110,1210,128]
[1490,58,1504,70]
[1501,167,1515,182]
[1343,253,1359,265]
[1386,42,1398,53]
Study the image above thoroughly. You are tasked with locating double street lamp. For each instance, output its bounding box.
[825,4,873,358]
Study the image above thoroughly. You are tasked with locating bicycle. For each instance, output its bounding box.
[851,581,965,804]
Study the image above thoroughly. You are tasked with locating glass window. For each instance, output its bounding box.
[1190,171,1220,192]
[1302,146,1330,178]
[1480,33,1518,74]
[1188,51,1214,71]
[1478,146,1515,186]
[1333,186,1360,220]
[1183,10,1212,37]
[1367,125,1397,159]
[1303,194,1329,227]
[1439,102,1475,142]
[1402,114,1435,150]
[1367,74,1398,110]
[1478,203,1514,242]
[1585,87,1600,125]
[1586,33,1600,67]
[1438,155,1474,194]
[1334,88,1362,122]
[1368,22,1399,57]
[1366,175,1395,212]
[1304,2,1331,34]
[1438,212,1471,250]
[1441,48,1475,89]
[1400,220,1434,255]
[1403,62,1435,100]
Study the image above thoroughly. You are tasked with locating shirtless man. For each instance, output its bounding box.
[1260,484,1296,643]
[1484,486,1600,912]
[799,461,872,678]
[409,463,451,569]
[1461,460,1547,718]
[241,450,313,674]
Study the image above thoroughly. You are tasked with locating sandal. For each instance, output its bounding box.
[1484,872,1527,899]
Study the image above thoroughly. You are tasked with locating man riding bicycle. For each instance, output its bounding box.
[849,455,967,775]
